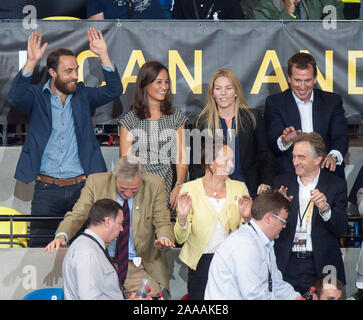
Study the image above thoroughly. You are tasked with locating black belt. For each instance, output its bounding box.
[292,251,313,259]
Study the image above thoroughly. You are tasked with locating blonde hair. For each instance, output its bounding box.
[195,68,256,135]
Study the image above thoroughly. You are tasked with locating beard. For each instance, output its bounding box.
[54,77,77,95]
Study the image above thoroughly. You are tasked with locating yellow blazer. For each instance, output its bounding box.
[174,178,249,270]
[56,171,174,291]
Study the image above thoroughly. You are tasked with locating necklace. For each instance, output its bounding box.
[203,177,225,199]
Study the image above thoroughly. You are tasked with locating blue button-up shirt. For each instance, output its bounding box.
[24,64,113,179]
[39,79,84,178]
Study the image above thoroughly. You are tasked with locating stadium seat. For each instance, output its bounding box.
[0,206,27,248]
[23,288,64,300]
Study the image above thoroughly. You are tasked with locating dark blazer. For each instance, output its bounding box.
[189,108,275,195]
[8,68,122,183]
[273,170,348,284]
[264,89,348,178]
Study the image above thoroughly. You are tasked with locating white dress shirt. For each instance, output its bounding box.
[204,220,300,300]
[293,170,331,252]
[276,91,343,164]
[62,229,124,300]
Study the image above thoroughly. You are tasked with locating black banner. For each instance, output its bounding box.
[1,20,362,125]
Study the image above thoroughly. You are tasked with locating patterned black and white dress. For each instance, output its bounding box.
[117,108,188,205]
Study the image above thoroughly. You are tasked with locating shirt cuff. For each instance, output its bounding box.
[358,201,363,216]
[55,232,69,243]
[277,137,292,151]
[22,69,33,77]
[319,209,332,221]
[328,150,343,165]
[101,65,113,72]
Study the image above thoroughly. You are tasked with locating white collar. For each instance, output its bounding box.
[297,169,320,188]
[249,219,274,251]
[84,229,106,250]
[291,89,314,105]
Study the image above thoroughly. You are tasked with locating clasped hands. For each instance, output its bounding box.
[278,185,329,213]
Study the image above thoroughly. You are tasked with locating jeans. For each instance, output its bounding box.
[30,181,85,247]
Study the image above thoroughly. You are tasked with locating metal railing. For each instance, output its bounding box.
[0,215,64,248]
[0,214,362,248]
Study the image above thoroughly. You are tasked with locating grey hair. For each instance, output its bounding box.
[112,156,145,182]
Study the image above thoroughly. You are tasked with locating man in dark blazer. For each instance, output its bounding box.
[8,28,122,247]
[273,132,348,295]
[264,52,348,180]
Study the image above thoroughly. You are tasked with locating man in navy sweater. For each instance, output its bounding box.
[8,28,122,247]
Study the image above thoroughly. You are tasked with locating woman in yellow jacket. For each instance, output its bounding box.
[175,140,252,300]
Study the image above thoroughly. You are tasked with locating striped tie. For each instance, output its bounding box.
[116,199,130,285]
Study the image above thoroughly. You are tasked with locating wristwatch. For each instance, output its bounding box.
[329,154,338,162]
[319,203,331,215]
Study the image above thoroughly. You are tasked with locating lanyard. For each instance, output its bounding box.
[248,223,272,292]
[298,200,313,230]
[81,232,127,299]
[81,233,116,271]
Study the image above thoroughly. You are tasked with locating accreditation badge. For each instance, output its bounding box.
[292,232,308,252]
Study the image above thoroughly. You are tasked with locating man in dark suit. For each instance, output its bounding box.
[8,28,122,247]
[264,52,348,179]
[273,132,348,295]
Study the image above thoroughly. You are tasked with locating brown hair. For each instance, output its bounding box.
[287,52,317,78]
[312,274,343,299]
[47,48,75,72]
[131,61,173,120]
[251,190,291,221]
[87,199,122,227]
[293,132,327,160]
[201,137,229,174]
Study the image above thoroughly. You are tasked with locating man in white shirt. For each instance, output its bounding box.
[264,52,348,180]
[273,132,348,295]
[205,190,301,300]
[62,199,126,300]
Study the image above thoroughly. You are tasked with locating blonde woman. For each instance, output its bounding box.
[190,68,275,198]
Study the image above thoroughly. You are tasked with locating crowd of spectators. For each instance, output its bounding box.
[1,0,361,20]
[1,0,362,302]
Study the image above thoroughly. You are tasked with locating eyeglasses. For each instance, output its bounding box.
[271,214,287,225]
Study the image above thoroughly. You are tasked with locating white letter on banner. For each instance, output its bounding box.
[22,5,37,30]
[322,5,337,30]
[22,265,37,290]
[322,265,338,288]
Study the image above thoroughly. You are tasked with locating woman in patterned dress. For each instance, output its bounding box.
[117,61,188,211]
